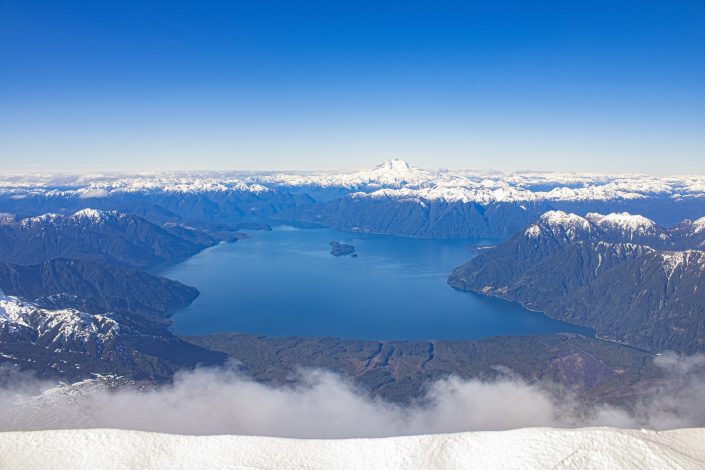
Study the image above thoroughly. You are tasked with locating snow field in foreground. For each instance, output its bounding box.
[1,427,705,470]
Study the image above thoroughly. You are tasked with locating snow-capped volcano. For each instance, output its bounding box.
[349,159,437,188]
[365,159,430,184]
[374,158,414,172]
[252,158,439,190]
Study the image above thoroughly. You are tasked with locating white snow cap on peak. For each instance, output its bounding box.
[21,213,62,227]
[73,208,105,218]
[660,250,705,276]
[20,210,123,227]
[539,210,591,230]
[71,208,114,221]
[585,212,659,240]
[0,291,120,342]
[691,216,705,233]
[337,159,435,188]
[71,208,127,224]
[586,212,657,230]
[525,211,592,240]
[367,159,428,180]
[374,159,413,172]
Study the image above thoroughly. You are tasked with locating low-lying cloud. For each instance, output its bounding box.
[2,353,705,438]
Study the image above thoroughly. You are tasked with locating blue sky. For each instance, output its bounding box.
[1,0,704,173]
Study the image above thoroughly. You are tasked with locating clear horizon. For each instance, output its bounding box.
[1,157,704,178]
[1,1,704,174]
[1,158,705,178]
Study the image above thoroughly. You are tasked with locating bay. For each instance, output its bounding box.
[158,226,593,340]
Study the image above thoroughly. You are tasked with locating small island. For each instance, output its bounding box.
[329,241,357,257]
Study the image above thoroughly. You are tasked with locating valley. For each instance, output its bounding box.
[0,162,703,410]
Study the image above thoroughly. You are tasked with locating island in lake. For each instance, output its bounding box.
[329,241,356,257]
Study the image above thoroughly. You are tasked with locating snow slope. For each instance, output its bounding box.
[0,292,120,346]
[1,427,704,469]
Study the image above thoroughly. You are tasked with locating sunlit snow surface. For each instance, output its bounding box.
[1,427,705,469]
[1,159,704,203]
[0,292,119,344]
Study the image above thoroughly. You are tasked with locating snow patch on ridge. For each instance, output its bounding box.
[660,250,705,276]
[692,216,705,234]
[525,211,593,240]
[524,224,542,238]
[586,212,656,231]
[16,209,127,228]
[0,292,120,349]
[534,211,593,240]
[540,210,591,228]
[586,212,661,241]
[72,208,112,222]
[20,213,62,227]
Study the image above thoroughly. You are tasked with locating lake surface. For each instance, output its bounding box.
[158,227,593,340]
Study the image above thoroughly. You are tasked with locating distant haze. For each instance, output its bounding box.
[1,1,704,174]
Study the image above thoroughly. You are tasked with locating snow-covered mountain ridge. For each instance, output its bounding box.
[525,210,704,248]
[1,160,704,203]
[1,427,704,470]
[15,208,128,228]
[0,288,226,379]
[255,160,705,203]
[1,161,703,239]
[0,292,120,351]
[523,210,705,279]
[450,210,705,352]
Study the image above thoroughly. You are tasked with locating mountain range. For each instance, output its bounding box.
[0,209,233,380]
[0,209,214,268]
[2,160,705,238]
[0,258,198,319]
[0,292,224,380]
[449,211,705,352]
[1,167,704,405]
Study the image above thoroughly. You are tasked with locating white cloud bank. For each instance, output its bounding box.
[2,352,705,438]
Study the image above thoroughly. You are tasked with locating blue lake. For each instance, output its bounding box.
[158,226,593,340]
